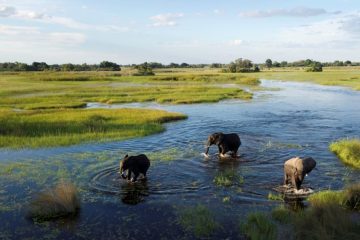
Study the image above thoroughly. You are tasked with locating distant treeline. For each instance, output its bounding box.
[0,59,359,72]
[0,61,121,72]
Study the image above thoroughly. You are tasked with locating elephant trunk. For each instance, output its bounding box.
[205,141,211,155]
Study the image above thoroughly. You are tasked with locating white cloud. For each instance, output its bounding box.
[0,5,15,17]
[240,7,339,18]
[229,39,244,46]
[0,24,86,48]
[280,12,360,46]
[0,4,129,32]
[150,13,184,27]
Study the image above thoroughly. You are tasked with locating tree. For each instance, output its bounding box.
[134,62,155,76]
[306,62,323,72]
[99,61,121,71]
[265,59,272,68]
[227,58,258,73]
[280,61,288,67]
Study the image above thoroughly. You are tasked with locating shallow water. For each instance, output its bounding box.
[0,80,359,239]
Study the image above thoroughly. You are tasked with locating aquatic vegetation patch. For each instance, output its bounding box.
[330,138,360,169]
[178,205,219,238]
[213,169,244,187]
[146,148,182,162]
[240,212,277,240]
[0,108,186,148]
[27,182,80,221]
[267,192,284,201]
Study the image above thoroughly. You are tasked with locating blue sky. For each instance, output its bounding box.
[1,0,359,64]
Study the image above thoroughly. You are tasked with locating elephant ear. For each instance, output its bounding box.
[216,133,224,145]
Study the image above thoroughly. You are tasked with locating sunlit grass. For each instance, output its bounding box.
[0,108,186,148]
[0,72,257,110]
[308,184,360,211]
[247,67,360,90]
[330,138,360,169]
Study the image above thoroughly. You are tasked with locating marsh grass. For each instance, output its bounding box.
[213,169,244,187]
[247,68,360,90]
[0,72,257,110]
[0,108,186,148]
[271,205,292,224]
[178,205,219,238]
[240,212,277,240]
[27,182,80,221]
[330,138,360,169]
[308,184,360,211]
[293,204,360,240]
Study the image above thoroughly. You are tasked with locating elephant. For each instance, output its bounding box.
[284,157,316,190]
[120,154,150,182]
[205,132,241,158]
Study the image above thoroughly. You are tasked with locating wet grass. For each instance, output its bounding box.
[267,192,284,201]
[178,205,219,238]
[330,138,360,169]
[240,212,277,240]
[27,182,80,221]
[308,183,360,211]
[213,169,244,187]
[0,108,186,148]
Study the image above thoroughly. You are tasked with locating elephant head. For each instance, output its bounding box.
[205,132,224,155]
[120,154,129,179]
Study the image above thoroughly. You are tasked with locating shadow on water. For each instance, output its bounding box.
[0,80,360,239]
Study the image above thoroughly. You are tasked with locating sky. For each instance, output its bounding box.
[0,0,360,64]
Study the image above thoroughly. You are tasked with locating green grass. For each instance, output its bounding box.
[0,72,257,110]
[178,205,219,238]
[0,108,186,148]
[213,169,244,187]
[330,138,360,169]
[240,212,277,240]
[246,67,360,90]
[267,192,284,201]
[308,184,360,211]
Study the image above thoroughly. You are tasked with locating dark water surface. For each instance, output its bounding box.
[0,80,359,239]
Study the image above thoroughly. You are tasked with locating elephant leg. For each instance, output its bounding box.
[131,171,140,182]
[127,170,132,181]
[284,173,288,185]
[218,145,222,154]
[295,178,302,190]
[291,175,297,189]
